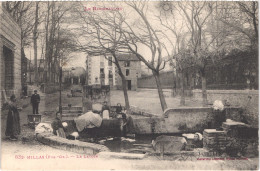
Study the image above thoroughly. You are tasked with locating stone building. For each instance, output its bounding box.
[63,67,86,85]
[0,5,22,105]
[115,53,141,91]
[86,55,116,87]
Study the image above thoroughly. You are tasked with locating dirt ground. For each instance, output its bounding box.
[111,89,203,114]
[1,87,259,170]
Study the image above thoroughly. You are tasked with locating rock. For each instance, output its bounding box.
[203,129,228,150]
[126,134,135,138]
[152,135,187,154]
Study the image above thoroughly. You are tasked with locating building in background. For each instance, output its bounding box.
[115,53,141,91]
[86,53,141,90]
[0,5,22,105]
[63,67,86,85]
[86,55,116,88]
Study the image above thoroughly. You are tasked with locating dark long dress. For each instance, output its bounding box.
[5,102,20,137]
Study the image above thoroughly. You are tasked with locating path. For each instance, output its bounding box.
[1,86,81,170]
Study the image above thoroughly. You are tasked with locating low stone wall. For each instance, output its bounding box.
[128,105,158,117]
[192,90,258,127]
[42,84,63,94]
[132,107,243,134]
[137,88,173,98]
[36,132,109,154]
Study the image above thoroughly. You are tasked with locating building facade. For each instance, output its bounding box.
[63,67,86,85]
[0,5,22,105]
[115,54,141,91]
[86,55,116,87]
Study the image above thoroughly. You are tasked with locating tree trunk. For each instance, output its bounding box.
[44,2,50,83]
[120,73,130,110]
[113,54,130,110]
[48,2,55,83]
[251,2,258,47]
[59,67,62,114]
[201,70,207,106]
[172,70,177,97]
[179,71,185,106]
[153,70,168,112]
[33,2,39,85]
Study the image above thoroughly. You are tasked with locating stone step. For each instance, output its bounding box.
[62,113,82,117]
[62,106,83,110]
[63,110,82,113]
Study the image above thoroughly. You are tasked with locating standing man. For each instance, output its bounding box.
[31,90,40,114]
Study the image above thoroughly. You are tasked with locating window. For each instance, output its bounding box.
[3,46,14,89]
[109,70,113,78]
[100,68,105,78]
[100,68,104,74]
[108,57,112,66]
[124,61,130,67]
[126,69,130,76]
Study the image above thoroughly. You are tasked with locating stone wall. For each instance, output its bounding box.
[42,84,63,94]
[193,90,258,127]
[132,107,243,134]
[36,132,109,154]
[0,6,22,104]
[128,105,158,117]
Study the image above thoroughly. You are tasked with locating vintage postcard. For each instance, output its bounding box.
[0,1,259,170]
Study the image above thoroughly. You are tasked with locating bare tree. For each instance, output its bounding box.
[175,2,216,106]
[119,2,168,111]
[33,2,40,85]
[217,2,258,50]
[75,6,131,109]
[156,2,191,106]
[42,2,76,84]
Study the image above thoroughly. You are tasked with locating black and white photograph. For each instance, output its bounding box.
[0,1,259,170]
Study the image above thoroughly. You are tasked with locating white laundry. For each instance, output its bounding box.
[74,111,102,131]
[102,110,110,119]
[35,123,53,134]
[62,122,68,127]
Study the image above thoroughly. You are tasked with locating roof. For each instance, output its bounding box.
[117,53,140,61]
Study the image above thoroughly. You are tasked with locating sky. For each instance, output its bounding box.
[23,1,189,70]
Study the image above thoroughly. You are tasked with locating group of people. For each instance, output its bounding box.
[5,92,203,148]
[4,90,40,141]
[50,101,131,140]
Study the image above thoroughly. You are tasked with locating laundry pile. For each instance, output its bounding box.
[74,111,102,132]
